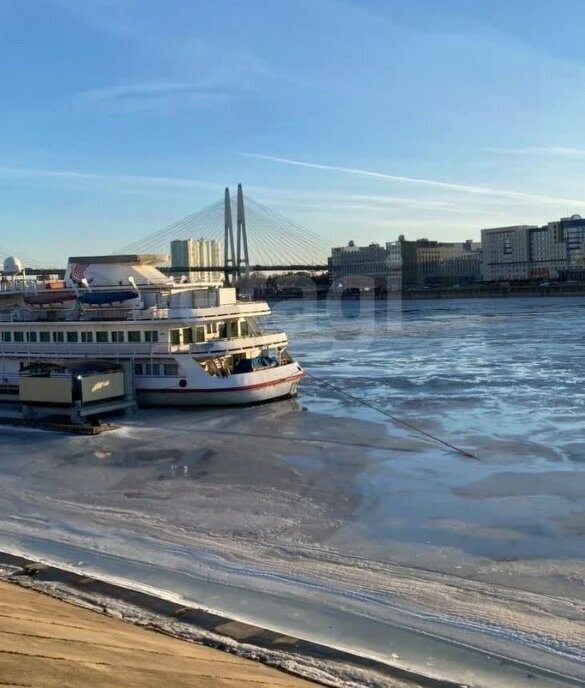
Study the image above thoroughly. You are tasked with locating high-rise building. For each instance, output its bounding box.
[386,237,481,288]
[480,225,537,281]
[330,241,389,288]
[481,215,585,281]
[330,237,481,290]
[170,239,222,282]
[386,236,417,290]
[415,239,481,287]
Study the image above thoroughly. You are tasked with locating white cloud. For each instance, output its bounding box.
[81,82,226,102]
[244,186,458,210]
[0,165,221,191]
[487,145,585,158]
[76,82,232,114]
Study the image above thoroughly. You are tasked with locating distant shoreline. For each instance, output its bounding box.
[268,285,585,302]
[400,285,585,299]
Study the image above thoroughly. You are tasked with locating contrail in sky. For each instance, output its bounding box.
[243,153,585,207]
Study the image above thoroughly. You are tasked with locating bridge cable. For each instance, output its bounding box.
[245,197,330,260]
[304,372,479,461]
[247,208,328,263]
[250,209,324,265]
[117,192,330,266]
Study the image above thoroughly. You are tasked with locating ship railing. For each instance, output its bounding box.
[127,307,170,321]
[0,278,40,292]
[0,309,53,323]
[0,342,174,357]
[189,331,288,354]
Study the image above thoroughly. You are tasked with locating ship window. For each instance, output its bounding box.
[164,363,179,376]
[112,331,124,343]
[144,330,159,342]
[67,331,79,343]
[206,323,217,334]
[96,332,108,343]
[128,331,141,343]
[14,332,24,342]
[1,331,11,342]
[52,331,64,343]
[183,327,194,344]
[26,331,37,342]
[194,326,205,343]
[218,322,227,338]
[170,330,181,345]
[81,332,93,343]
[134,363,143,376]
[39,332,50,343]
[230,321,239,337]
[241,320,249,337]
[146,363,160,376]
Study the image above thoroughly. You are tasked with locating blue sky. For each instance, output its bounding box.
[2,0,585,264]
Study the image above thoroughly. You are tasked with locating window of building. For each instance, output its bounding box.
[128,331,141,343]
[81,331,93,343]
[26,331,37,343]
[14,332,24,342]
[66,331,79,343]
[39,331,50,343]
[96,331,108,343]
[112,331,124,343]
[146,363,160,376]
[1,331,11,342]
[52,331,64,343]
[164,363,179,376]
[144,330,159,342]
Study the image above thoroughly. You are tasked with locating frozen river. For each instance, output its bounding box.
[0,297,584,687]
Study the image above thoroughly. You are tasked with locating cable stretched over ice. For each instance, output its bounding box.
[305,372,479,461]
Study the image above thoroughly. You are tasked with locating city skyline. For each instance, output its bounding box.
[3,1,585,263]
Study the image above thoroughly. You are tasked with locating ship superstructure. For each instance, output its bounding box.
[0,254,303,405]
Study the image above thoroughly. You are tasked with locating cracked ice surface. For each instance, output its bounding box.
[0,297,584,687]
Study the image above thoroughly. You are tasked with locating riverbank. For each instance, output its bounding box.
[267,283,585,301]
[0,552,439,688]
[0,576,322,688]
[400,284,585,299]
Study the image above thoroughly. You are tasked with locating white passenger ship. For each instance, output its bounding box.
[0,254,303,405]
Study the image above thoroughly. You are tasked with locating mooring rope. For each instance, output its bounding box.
[305,372,479,460]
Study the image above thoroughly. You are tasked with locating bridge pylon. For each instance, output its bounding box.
[223,187,236,286]
[236,183,250,282]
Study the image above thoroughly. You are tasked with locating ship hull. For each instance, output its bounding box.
[137,372,302,406]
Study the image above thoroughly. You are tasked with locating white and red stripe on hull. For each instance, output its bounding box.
[137,365,304,407]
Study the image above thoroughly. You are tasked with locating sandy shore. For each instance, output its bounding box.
[0,579,320,688]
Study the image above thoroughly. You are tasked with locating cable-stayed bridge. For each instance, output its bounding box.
[6,185,331,281]
[120,184,330,284]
